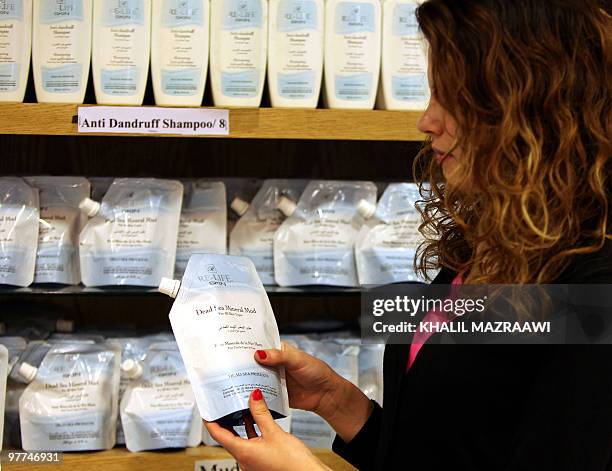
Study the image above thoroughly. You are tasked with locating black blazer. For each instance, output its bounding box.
[334,241,612,470]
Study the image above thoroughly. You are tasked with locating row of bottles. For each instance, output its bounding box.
[0,0,428,110]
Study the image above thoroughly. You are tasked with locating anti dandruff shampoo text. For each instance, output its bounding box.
[377,0,429,110]
[0,0,32,102]
[267,0,324,108]
[32,0,92,103]
[151,0,209,106]
[210,0,268,107]
[324,0,381,109]
[93,0,151,105]
[162,253,290,426]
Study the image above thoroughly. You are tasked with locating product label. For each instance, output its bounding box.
[100,67,140,96]
[34,206,80,283]
[37,0,87,94]
[391,2,417,36]
[0,0,24,93]
[96,0,147,97]
[0,205,38,286]
[334,2,375,34]
[161,68,200,96]
[0,64,19,92]
[19,351,115,451]
[360,247,420,284]
[277,0,317,31]
[78,106,230,135]
[194,459,240,471]
[162,0,203,26]
[169,254,288,424]
[175,209,226,277]
[221,69,259,98]
[122,349,199,450]
[236,247,274,285]
[219,0,264,98]
[221,0,262,29]
[387,2,429,103]
[0,0,23,20]
[41,64,82,93]
[391,73,428,101]
[101,0,144,26]
[158,0,207,97]
[39,0,83,23]
[332,2,379,102]
[335,72,372,100]
[273,0,321,100]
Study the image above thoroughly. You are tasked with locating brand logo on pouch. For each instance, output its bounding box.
[198,265,233,286]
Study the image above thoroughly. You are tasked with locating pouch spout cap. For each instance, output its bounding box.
[159,277,181,298]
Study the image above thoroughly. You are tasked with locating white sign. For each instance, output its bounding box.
[77,106,230,136]
[194,458,240,471]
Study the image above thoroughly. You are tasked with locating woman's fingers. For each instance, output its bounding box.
[248,388,280,437]
[254,341,303,369]
[242,411,258,439]
[204,421,248,456]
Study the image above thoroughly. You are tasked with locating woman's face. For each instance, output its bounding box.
[417,65,464,188]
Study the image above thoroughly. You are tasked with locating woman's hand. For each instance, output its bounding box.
[254,341,373,443]
[205,389,331,471]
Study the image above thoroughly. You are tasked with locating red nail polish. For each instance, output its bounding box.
[256,350,267,360]
[252,388,263,401]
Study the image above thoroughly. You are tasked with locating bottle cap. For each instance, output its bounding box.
[79,198,101,217]
[357,199,377,219]
[121,359,143,380]
[159,277,181,298]
[276,196,297,217]
[18,362,38,383]
[56,319,74,333]
[230,197,250,216]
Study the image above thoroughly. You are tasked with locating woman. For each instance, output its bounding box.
[205,0,612,469]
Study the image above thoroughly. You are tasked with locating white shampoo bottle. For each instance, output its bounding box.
[210,0,268,107]
[323,0,381,109]
[92,0,151,105]
[267,0,324,108]
[151,0,209,107]
[32,0,92,103]
[377,0,428,110]
[0,0,32,102]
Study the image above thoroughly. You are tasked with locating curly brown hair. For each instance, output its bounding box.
[413,0,611,284]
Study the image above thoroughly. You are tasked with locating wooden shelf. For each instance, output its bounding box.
[0,103,424,141]
[2,446,356,471]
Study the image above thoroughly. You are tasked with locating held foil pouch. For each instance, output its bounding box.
[79,178,183,287]
[0,177,39,287]
[274,180,377,287]
[25,176,90,285]
[176,181,227,278]
[19,341,121,451]
[120,341,201,452]
[162,253,290,426]
[230,179,306,285]
[355,183,426,285]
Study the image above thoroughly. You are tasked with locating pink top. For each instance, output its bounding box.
[407,273,463,370]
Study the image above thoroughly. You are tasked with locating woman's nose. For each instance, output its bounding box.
[417,101,444,137]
